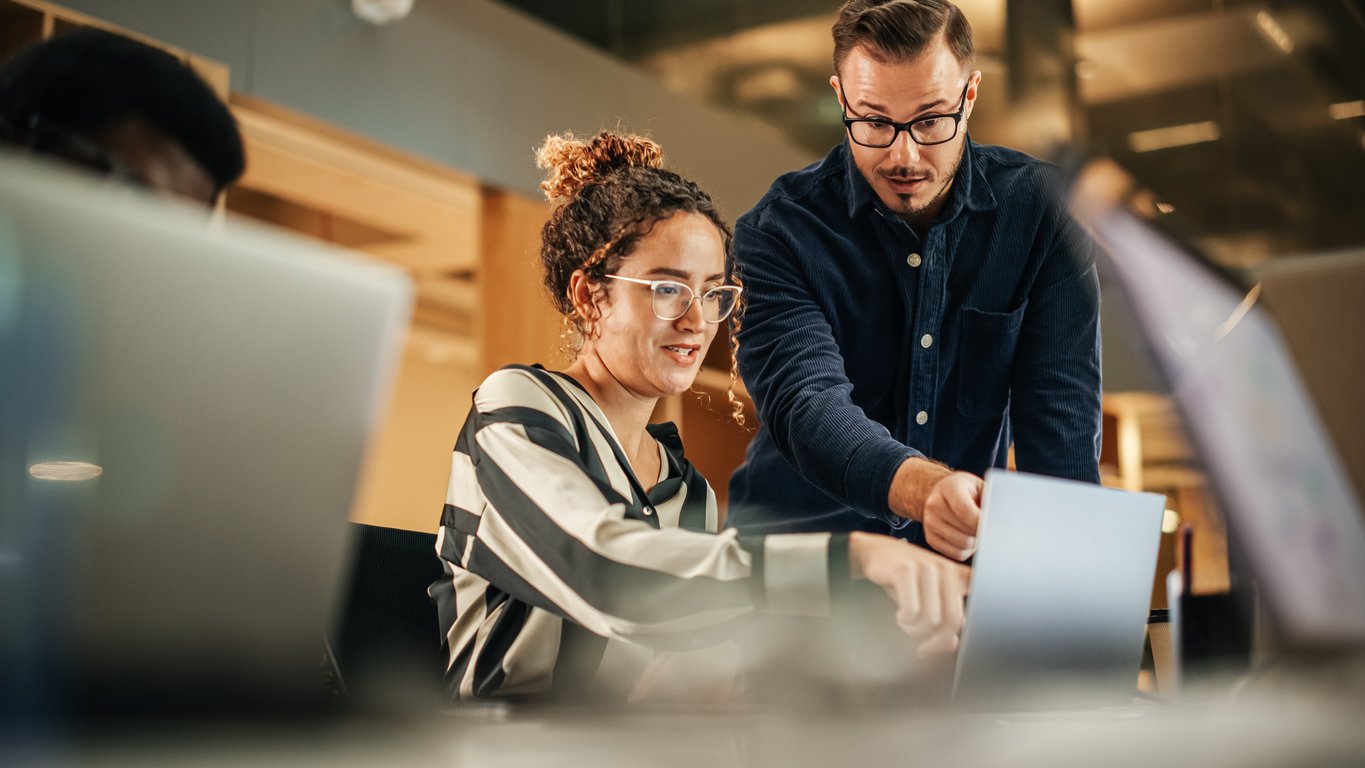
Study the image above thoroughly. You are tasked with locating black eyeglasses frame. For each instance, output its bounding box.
[838,79,971,149]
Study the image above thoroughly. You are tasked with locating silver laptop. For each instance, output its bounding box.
[0,153,412,713]
[952,470,1165,709]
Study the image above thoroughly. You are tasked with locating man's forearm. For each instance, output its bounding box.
[887,456,954,521]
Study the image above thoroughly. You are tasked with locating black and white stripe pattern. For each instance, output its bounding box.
[431,365,841,701]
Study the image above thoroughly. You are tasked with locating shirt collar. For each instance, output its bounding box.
[842,135,998,224]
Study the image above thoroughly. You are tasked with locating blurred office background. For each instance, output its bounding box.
[5,0,1363,597]
[491,0,1365,597]
[502,0,1365,264]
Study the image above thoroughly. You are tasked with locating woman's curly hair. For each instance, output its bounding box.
[536,130,746,425]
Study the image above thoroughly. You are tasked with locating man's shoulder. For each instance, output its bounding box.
[971,141,1065,193]
[739,145,848,234]
[966,142,1072,225]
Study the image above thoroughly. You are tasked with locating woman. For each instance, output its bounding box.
[431,130,969,702]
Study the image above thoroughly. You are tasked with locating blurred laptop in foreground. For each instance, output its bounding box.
[0,151,412,718]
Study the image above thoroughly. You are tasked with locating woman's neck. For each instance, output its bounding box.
[561,353,657,463]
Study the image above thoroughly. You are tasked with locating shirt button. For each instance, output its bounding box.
[916,410,929,426]
[920,334,933,349]
[643,508,653,516]
[906,252,922,268]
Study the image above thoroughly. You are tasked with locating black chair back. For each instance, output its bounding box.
[330,523,445,709]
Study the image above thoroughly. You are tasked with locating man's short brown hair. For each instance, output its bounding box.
[832,0,975,75]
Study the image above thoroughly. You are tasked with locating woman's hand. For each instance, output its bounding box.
[848,531,971,656]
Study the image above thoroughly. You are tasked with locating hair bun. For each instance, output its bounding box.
[536,130,664,203]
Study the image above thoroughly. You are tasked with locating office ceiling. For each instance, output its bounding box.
[495,0,1365,262]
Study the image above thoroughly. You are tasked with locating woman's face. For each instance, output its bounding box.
[585,211,727,399]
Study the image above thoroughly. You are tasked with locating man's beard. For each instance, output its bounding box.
[877,139,966,226]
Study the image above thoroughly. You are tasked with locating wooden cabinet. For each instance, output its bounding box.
[0,1,49,63]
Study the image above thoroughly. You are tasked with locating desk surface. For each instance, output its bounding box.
[10,660,1365,768]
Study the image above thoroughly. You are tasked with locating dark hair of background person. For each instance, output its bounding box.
[0,27,245,193]
[832,0,975,74]
[535,130,746,424]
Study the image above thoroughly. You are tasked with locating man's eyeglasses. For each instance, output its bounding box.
[839,80,970,148]
[603,274,742,323]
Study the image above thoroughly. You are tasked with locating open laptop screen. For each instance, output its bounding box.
[1070,160,1365,650]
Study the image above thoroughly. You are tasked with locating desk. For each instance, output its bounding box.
[12,659,1365,768]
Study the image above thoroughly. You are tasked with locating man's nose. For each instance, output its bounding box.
[887,127,921,164]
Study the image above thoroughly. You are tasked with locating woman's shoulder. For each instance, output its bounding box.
[475,365,580,425]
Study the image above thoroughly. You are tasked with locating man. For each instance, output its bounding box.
[727,0,1101,562]
[0,28,245,206]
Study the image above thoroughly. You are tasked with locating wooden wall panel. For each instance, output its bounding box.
[349,326,479,533]
[479,188,562,376]
[232,97,481,275]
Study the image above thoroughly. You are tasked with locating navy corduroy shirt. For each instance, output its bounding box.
[727,138,1101,543]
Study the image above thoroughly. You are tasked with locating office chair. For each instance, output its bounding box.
[329,522,446,710]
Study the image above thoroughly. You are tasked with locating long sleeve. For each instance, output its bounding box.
[442,367,846,652]
[733,223,917,527]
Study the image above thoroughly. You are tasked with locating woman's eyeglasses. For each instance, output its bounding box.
[603,274,742,323]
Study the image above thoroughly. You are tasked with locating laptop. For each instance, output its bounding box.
[0,152,413,715]
[1068,159,1365,653]
[952,470,1165,709]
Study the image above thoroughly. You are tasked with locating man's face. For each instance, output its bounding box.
[832,39,980,229]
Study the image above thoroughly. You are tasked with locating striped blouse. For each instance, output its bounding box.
[431,364,846,701]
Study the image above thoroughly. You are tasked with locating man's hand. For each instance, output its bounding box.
[920,472,984,561]
[848,531,971,656]
[888,458,984,561]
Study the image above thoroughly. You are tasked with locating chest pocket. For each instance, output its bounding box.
[956,304,1026,418]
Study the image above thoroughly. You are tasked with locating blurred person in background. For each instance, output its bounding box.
[430,130,970,703]
[728,0,1101,562]
[0,27,244,207]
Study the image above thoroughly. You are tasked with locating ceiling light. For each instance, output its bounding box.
[1329,101,1365,120]
[1155,201,1176,214]
[352,0,413,26]
[29,461,103,481]
[1255,10,1294,54]
[1127,121,1221,153]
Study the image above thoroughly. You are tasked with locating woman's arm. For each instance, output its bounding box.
[447,368,837,650]
[447,367,968,654]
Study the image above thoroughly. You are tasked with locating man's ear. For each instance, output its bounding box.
[963,71,983,120]
[829,75,844,112]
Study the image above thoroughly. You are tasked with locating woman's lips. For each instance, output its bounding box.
[662,344,700,365]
